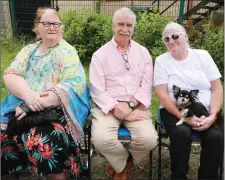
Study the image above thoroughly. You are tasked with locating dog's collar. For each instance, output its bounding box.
[178,102,192,110]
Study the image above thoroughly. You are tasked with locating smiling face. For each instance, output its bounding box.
[163,29,188,55]
[34,9,62,43]
[112,13,135,43]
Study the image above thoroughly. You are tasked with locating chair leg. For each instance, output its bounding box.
[219,151,224,180]
[88,124,92,180]
[158,124,162,180]
[149,150,153,180]
[14,171,20,179]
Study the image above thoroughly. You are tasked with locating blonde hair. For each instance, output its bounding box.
[112,7,136,26]
[163,22,190,47]
[33,7,61,41]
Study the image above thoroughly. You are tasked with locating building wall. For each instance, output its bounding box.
[57,0,95,13]
[1,0,12,32]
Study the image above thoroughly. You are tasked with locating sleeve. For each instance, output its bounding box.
[133,48,153,108]
[89,54,118,114]
[201,50,221,81]
[49,47,90,142]
[153,57,168,86]
[4,45,31,77]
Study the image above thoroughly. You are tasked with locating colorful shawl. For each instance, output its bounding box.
[1,39,90,142]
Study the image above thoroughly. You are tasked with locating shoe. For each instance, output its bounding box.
[113,160,134,180]
[106,164,115,177]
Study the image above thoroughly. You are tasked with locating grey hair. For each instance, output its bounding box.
[112,7,136,26]
[163,22,190,47]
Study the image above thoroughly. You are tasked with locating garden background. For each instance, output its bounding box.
[1,9,224,180]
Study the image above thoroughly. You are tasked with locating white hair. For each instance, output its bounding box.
[162,22,187,36]
[163,22,190,47]
[112,7,136,26]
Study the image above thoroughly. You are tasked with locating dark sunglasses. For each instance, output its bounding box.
[122,54,130,70]
[162,32,185,43]
[39,21,61,28]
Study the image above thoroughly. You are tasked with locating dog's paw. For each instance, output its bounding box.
[176,120,184,126]
[200,115,206,119]
[180,109,188,116]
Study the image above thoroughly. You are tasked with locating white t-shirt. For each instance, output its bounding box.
[154,48,221,110]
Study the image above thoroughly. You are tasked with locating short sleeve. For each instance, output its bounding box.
[202,51,221,81]
[153,58,168,86]
[4,45,32,77]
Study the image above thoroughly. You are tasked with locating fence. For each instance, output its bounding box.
[1,0,224,36]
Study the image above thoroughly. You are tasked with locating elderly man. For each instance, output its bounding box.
[89,7,158,180]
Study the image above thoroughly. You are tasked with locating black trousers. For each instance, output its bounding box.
[160,108,224,180]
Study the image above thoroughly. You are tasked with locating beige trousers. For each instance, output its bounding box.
[91,107,158,173]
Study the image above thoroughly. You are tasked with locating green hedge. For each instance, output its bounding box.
[61,9,224,77]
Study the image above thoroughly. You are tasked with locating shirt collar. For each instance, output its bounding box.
[111,36,132,54]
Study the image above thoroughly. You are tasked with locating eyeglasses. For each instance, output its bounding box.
[162,32,185,43]
[39,21,61,28]
[122,54,130,70]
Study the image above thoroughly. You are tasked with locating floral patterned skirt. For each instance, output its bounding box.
[1,116,87,179]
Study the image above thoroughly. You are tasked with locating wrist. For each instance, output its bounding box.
[210,113,217,120]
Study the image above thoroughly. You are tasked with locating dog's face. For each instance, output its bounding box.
[173,85,199,107]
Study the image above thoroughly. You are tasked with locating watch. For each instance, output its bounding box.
[128,101,135,110]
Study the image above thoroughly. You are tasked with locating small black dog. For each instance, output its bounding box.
[173,85,223,131]
[173,85,210,126]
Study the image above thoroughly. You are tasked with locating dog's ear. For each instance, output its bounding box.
[173,85,180,98]
[189,90,199,100]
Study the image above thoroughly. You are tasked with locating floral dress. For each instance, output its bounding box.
[1,39,90,179]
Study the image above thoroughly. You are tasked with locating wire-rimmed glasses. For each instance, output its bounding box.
[122,54,130,70]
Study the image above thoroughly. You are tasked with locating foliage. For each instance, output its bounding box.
[1,30,31,100]
[185,22,224,76]
[133,12,172,60]
[61,9,113,66]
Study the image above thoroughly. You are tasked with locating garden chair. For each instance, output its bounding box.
[85,120,153,180]
[155,111,224,180]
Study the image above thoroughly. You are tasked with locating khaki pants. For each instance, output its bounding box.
[91,107,158,173]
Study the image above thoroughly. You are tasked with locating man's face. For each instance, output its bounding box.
[112,13,135,41]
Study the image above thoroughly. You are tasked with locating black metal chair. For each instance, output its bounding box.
[155,111,224,180]
[85,120,153,180]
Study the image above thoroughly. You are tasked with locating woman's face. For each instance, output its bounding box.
[37,10,62,43]
[163,29,187,54]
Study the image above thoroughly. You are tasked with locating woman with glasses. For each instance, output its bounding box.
[1,7,90,180]
[154,22,223,179]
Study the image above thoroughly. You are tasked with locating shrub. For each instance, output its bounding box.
[133,12,172,61]
[185,22,224,76]
[61,9,113,65]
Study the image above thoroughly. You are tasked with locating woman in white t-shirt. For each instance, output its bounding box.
[154,22,223,180]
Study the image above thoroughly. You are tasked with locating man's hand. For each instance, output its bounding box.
[15,106,27,120]
[112,102,132,120]
[125,105,151,121]
[192,114,216,131]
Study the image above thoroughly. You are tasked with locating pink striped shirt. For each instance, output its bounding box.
[89,37,153,114]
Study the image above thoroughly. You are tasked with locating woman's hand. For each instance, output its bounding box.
[23,91,44,112]
[184,115,202,128]
[39,91,60,108]
[192,114,216,131]
[15,106,27,120]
